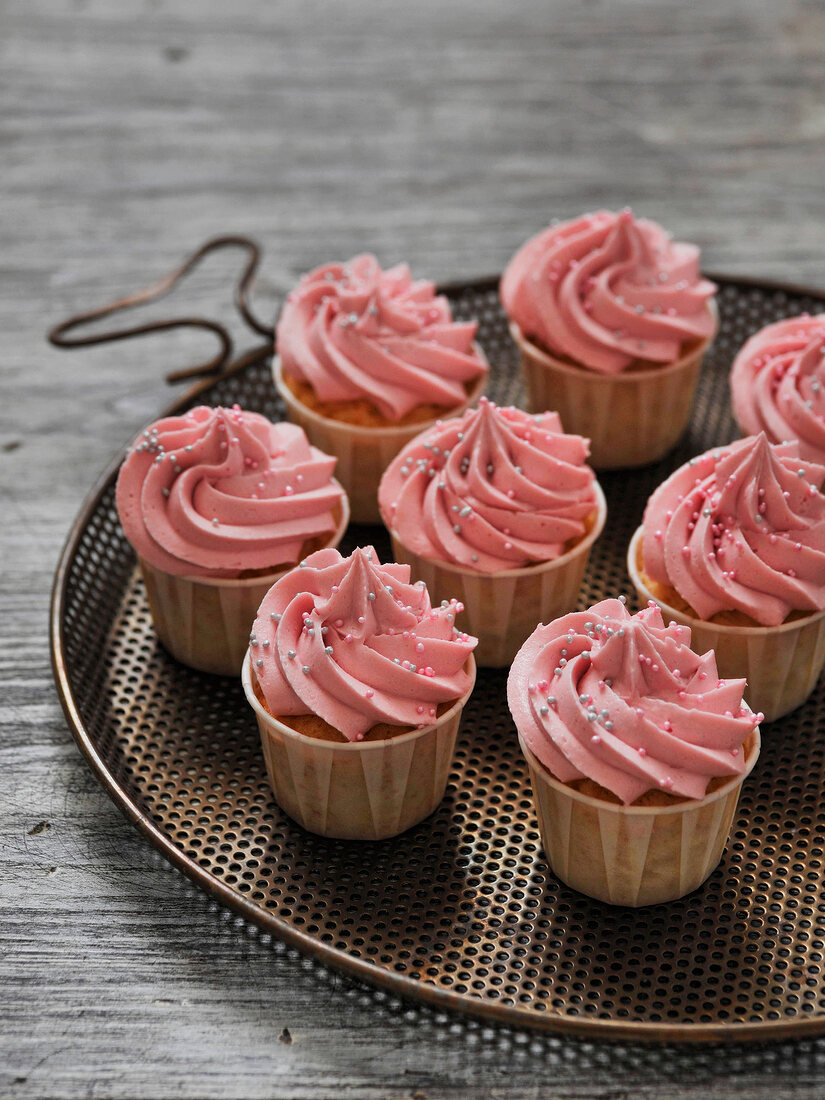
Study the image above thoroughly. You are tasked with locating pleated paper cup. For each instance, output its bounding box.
[139,493,349,676]
[385,483,606,668]
[519,730,760,907]
[627,527,825,722]
[242,656,476,840]
[509,304,717,470]
[274,355,488,524]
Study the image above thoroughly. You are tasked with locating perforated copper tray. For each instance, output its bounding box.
[52,275,825,1042]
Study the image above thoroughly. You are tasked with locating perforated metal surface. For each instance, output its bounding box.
[52,276,825,1041]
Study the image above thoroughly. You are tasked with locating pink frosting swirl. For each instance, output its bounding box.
[378,399,600,573]
[731,314,825,465]
[508,598,759,805]
[116,405,345,577]
[501,209,717,374]
[249,546,477,741]
[642,434,825,626]
[275,254,488,420]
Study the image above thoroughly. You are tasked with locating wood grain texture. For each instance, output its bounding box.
[4,0,825,1095]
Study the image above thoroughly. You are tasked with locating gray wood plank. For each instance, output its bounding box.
[4,0,825,1095]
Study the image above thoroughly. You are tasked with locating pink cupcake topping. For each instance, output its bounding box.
[378,399,599,573]
[276,254,487,420]
[508,598,759,805]
[116,405,344,577]
[730,313,825,465]
[501,209,716,374]
[249,546,477,741]
[642,434,825,627]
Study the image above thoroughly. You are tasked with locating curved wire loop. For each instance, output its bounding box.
[48,235,275,383]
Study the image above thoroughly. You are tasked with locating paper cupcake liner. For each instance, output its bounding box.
[139,493,349,676]
[627,527,825,722]
[274,355,489,524]
[242,656,476,840]
[386,485,606,668]
[509,307,716,470]
[519,730,760,907]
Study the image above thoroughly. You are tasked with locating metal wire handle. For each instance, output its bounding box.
[48,235,275,383]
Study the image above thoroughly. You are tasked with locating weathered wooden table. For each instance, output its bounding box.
[5,1,825,1095]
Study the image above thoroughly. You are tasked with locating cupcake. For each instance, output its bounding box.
[628,433,825,721]
[501,209,718,468]
[116,405,349,675]
[378,398,606,666]
[242,546,477,839]
[730,313,825,464]
[274,253,489,522]
[508,598,761,906]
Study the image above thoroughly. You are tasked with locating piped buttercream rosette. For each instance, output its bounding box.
[116,405,345,577]
[249,546,477,741]
[276,254,487,421]
[508,598,760,806]
[501,209,717,375]
[731,314,825,465]
[641,433,825,627]
[378,399,599,573]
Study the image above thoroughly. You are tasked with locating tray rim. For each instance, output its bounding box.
[50,272,825,1045]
